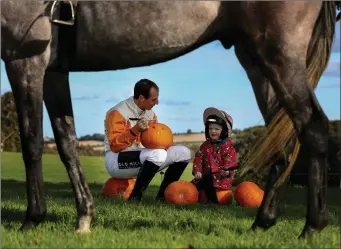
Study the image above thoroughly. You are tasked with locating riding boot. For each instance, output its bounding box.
[155,161,189,202]
[128,160,160,202]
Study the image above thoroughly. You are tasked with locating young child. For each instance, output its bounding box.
[191,107,238,204]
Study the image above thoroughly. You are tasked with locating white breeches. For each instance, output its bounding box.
[105,145,191,179]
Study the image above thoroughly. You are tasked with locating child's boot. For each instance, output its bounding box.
[202,173,219,204]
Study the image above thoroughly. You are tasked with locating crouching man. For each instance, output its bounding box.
[104,79,191,201]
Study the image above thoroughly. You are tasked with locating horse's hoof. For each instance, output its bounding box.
[251,222,264,232]
[251,222,258,232]
[247,226,256,234]
[75,227,91,234]
[298,230,309,239]
[298,226,316,240]
[250,221,270,233]
[18,220,37,232]
[75,215,92,234]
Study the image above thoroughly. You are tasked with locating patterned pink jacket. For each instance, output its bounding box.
[192,138,237,190]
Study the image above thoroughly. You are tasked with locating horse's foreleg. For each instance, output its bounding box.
[5,58,47,231]
[255,43,329,238]
[43,72,94,233]
[234,45,289,231]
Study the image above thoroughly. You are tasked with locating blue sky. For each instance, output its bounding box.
[1,22,340,138]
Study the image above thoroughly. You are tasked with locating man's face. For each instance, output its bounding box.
[139,87,159,110]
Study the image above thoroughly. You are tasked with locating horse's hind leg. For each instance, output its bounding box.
[234,44,289,230]
[251,26,329,238]
[43,71,94,233]
[5,57,47,231]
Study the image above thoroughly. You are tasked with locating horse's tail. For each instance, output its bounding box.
[238,1,337,187]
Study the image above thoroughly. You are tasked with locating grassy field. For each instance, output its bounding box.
[1,151,340,248]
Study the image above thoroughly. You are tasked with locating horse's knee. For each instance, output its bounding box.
[145,149,168,166]
[22,150,43,165]
[59,137,79,163]
[20,133,44,163]
[299,122,329,155]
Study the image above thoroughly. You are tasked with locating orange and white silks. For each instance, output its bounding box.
[104,96,157,153]
[103,96,191,179]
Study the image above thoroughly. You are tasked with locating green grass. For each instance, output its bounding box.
[1,151,340,248]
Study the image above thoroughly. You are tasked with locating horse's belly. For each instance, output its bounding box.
[69,1,221,71]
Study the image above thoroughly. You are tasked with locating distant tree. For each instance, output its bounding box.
[186,129,192,134]
[79,133,105,141]
[1,92,21,152]
[232,129,241,134]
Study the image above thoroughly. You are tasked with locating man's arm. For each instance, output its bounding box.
[105,110,140,153]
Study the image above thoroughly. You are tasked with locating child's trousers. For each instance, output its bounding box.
[192,172,218,204]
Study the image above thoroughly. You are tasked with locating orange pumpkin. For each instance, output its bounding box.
[216,190,233,205]
[234,181,264,207]
[140,122,173,149]
[164,180,199,204]
[102,177,135,200]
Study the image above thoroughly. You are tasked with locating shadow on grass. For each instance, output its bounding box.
[1,208,61,230]
[2,179,340,228]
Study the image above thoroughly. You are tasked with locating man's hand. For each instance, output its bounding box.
[194,172,202,180]
[133,118,149,133]
[148,119,157,125]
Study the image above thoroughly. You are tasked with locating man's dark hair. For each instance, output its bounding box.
[133,79,159,99]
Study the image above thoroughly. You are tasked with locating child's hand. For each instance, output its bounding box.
[194,172,202,180]
[221,170,230,177]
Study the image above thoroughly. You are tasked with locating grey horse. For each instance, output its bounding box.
[1,0,339,239]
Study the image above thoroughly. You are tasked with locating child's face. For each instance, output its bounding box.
[208,123,223,141]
